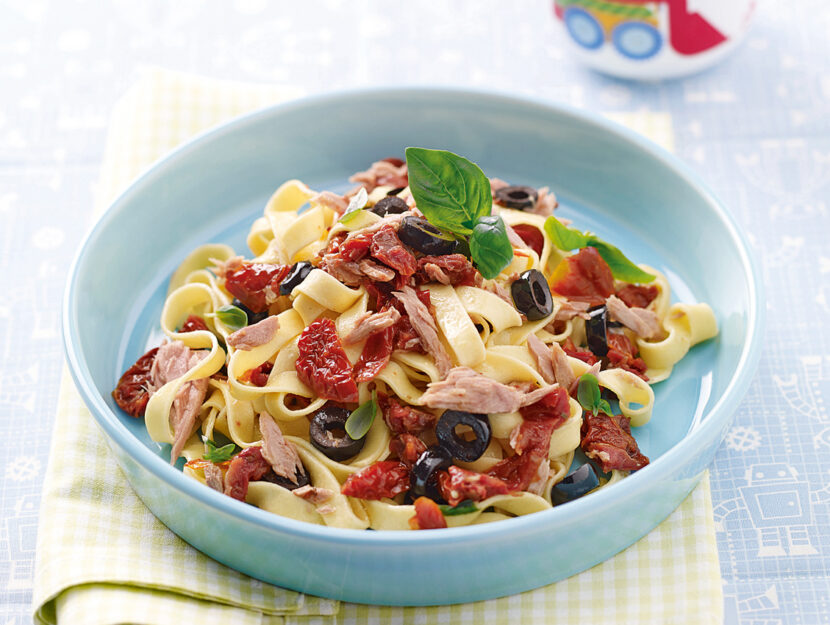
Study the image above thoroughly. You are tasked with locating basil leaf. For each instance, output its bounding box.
[586,240,656,284]
[345,390,377,440]
[469,215,514,280]
[405,147,491,235]
[577,373,601,414]
[439,500,478,516]
[544,216,656,284]
[204,439,236,463]
[597,398,613,417]
[340,187,368,224]
[210,304,248,331]
[544,216,589,251]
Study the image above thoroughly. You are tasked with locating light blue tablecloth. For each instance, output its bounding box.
[2,1,828,623]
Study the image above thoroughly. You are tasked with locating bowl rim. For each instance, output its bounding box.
[63,86,764,547]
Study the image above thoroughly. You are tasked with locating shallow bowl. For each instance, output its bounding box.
[63,88,763,605]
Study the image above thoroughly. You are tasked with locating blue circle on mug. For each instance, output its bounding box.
[564,8,604,50]
[612,22,662,59]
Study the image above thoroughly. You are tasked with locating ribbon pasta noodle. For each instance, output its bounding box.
[113,158,717,531]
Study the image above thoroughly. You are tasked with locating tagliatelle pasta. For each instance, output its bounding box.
[113,152,718,531]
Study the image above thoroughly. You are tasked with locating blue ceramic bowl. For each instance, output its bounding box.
[63,89,763,605]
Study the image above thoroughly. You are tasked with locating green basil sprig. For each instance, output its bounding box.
[576,373,613,417]
[439,500,478,516]
[544,216,656,284]
[204,439,237,463]
[345,390,377,440]
[405,147,513,280]
[209,304,248,331]
[339,186,369,225]
[469,215,514,281]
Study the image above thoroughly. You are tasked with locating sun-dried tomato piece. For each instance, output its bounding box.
[224,446,271,501]
[378,392,437,434]
[180,315,209,333]
[340,232,373,262]
[382,157,405,168]
[606,333,648,380]
[413,254,478,287]
[438,466,511,506]
[245,361,274,387]
[112,347,159,418]
[371,224,417,277]
[409,496,447,530]
[353,326,395,383]
[511,387,570,455]
[521,386,570,422]
[224,262,289,313]
[581,412,649,472]
[615,284,659,309]
[487,398,563,493]
[511,224,545,257]
[389,433,428,468]
[550,247,614,307]
[486,452,543,492]
[341,461,410,500]
[561,337,598,365]
[295,318,359,403]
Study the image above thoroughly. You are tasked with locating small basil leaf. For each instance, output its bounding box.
[577,373,602,414]
[339,208,364,225]
[345,390,377,440]
[586,239,656,284]
[204,439,236,463]
[544,216,589,251]
[340,187,368,224]
[597,398,613,417]
[439,500,478,516]
[469,215,514,280]
[405,147,492,235]
[210,304,248,331]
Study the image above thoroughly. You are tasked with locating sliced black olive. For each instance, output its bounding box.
[510,269,553,321]
[309,404,365,461]
[551,463,599,505]
[386,186,406,196]
[231,298,268,325]
[435,410,491,462]
[397,216,457,256]
[279,261,313,296]
[494,185,538,211]
[410,446,452,501]
[261,467,310,491]
[369,195,409,217]
[585,305,609,357]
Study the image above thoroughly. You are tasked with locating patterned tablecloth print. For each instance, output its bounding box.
[1,1,829,623]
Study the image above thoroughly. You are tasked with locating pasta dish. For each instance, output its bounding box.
[113,149,717,530]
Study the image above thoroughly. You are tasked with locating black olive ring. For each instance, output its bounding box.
[585,305,609,357]
[397,216,458,256]
[550,463,599,505]
[435,410,491,462]
[279,261,314,296]
[494,185,538,211]
[510,269,553,321]
[309,405,365,461]
[410,446,452,501]
[370,195,409,217]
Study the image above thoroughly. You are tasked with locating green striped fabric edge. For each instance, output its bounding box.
[556,0,654,20]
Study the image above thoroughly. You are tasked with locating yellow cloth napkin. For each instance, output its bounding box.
[33,68,723,625]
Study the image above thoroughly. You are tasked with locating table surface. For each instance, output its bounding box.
[2,1,829,623]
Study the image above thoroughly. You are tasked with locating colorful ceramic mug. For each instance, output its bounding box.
[553,0,756,80]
